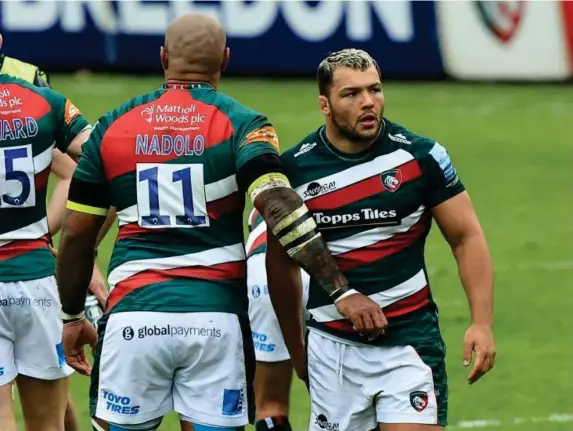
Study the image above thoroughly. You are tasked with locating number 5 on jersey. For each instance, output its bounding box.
[0,144,36,209]
[136,163,209,229]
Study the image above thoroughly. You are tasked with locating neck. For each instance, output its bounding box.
[164,72,219,89]
[324,123,377,155]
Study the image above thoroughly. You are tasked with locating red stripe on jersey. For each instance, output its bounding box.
[100,91,234,181]
[248,208,260,228]
[335,217,428,271]
[321,286,430,332]
[35,165,51,189]
[0,84,51,120]
[247,231,267,256]
[116,223,168,240]
[306,159,422,211]
[207,191,244,219]
[116,194,243,240]
[0,235,50,261]
[106,261,246,311]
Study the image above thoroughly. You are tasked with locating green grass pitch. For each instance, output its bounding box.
[12,74,573,430]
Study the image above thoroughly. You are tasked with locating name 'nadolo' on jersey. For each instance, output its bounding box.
[281,119,465,346]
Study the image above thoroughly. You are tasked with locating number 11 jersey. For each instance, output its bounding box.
[70,82,281,317]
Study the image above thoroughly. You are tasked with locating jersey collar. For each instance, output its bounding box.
[163,82,214,90]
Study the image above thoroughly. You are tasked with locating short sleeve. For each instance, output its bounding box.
[51,90,90,152]
[66,121,110,216]
[234,114,280,172]
[423,142,466,208]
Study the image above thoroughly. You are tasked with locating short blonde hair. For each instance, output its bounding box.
[317,49,380,95]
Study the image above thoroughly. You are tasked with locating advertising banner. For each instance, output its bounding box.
[0,0,443,78]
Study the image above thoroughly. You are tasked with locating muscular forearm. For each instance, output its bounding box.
[47,177,72,236]
[266,234,306,361]
[57,213,101,315]
[452,232,494,326]
[254,186,348,296]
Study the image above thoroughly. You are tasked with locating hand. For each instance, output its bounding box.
[335,292,388,341]
[463,323,496,384]
[89,265,108,308]
[48,245,58,257]
[63,318,98,376]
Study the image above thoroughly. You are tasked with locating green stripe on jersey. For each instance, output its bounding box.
[109,278,248,316]
[0,248,55,281]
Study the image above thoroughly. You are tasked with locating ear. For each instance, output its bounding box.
[318,95,330,116]
[221,47,230,72]
[160,45,168,70]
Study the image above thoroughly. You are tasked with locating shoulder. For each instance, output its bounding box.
[97,89,164,131]
[206,90,268,126]
[281,127,322,167]
[384,119,450,163]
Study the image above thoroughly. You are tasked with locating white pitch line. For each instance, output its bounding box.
[449,413,573,429]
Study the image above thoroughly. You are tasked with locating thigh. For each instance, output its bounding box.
[11,276,73,381]
[91,312,175,426]
[174,312,254,429]
[376,345,444,426]
[248,271,290,363]
[307,331,376,431]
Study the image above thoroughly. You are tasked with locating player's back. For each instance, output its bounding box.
[85,83,278,316]
[0,74,85,281]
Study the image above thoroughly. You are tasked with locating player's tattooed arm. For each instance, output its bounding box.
[57,211,106,317]
[237,153,349,297]
[252,185,349,297]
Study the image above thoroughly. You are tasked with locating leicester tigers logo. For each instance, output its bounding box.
[474,1,525,44]
[410,391,429,412]
[380,169,402,193]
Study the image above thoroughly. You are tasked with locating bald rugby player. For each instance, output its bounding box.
[0,34,113,431]
[56,12,387,431]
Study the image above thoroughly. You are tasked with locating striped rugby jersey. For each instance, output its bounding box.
[281,119,465,346]
[0,74,89,281]
[245,208,266,258]
[71,83,281,317]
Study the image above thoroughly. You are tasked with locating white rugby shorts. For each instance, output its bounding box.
[307,330,441,429]
[92,311,253,428]
[0,275,73,386]
[247,253,310,362]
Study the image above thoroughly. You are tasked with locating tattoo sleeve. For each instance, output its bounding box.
[237,152,349,298]
[57,211,105,315]
[253,185,349,297]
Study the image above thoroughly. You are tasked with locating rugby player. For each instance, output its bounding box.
[0,35,110,321]
[246,208,310,431]
[267,49,497,431]
[0,60,94,430]
[0,34,111,431]
[56,13,386,431]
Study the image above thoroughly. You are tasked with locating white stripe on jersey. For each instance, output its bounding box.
[294,149,414,201]
[245,220,267,255]
[34,143,55,172]
[116,173,239,226]
[0,217,49,244]
[309,269,427,321]
[326,205,425,256]
[107,242,246,291]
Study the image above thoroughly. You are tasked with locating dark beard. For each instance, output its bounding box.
[331,111,382,144]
